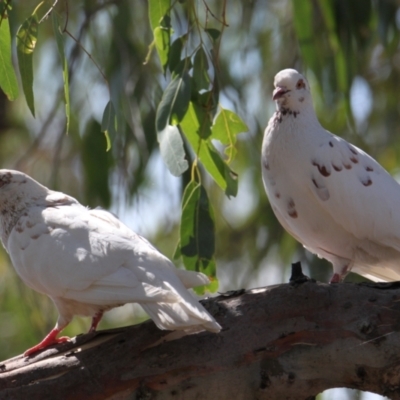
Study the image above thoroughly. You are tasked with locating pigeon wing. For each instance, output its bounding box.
[8,204,182,306]
[308,133,400,261]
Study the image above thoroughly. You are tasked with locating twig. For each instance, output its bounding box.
[202,0,229,27]
[63,0,68,32]
[38,0,59,24]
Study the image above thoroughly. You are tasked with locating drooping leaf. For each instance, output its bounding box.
[211,108,248,162]
[154,24,170,71]
[148,0,171,71]
[101,101,117,151]
[155,71,191,176]
[16,11,39,117]
[317,0,353,124]
[180,181,218,293]
[206,144,238,198]
[172,56,192,78]
[317,0,348,94]
[292,1,318,72]
[52,12,70,134]
[81,120,112,208]
[0,17,18,100]
[148,0,170,32]
[156,71,191,132]
[168,35,188,74]
[193,48,210,91]
[180,99,211,140]
[180,102,238,197]
[158,125,188,176]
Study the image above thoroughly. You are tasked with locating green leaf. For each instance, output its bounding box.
[52,13,70,134]
[206,144,238,198]
[193,48,210,91]
[101,101,117,151]
[172,56,192,78]
[292,1,317,71]
[148,0,170,32]
[180,181,218,294]
[149,0,171,72]
[168,35,186,73]
[156,71,191,132]
[158,125,188,176]
[155,71,191,175]
[180,99,211,140]
[211,108,247,162]
[0,17,18,100]
[81,120,112,208]
[16,12,39,117]
[154,25,170,71]
[180,102,238,197]
[317,0,348,94]
[205,28,221,42]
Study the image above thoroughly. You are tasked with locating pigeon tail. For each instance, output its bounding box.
[140,299,221,333]
[174,268,211,288]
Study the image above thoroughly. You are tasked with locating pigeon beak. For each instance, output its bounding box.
[272,87,289,101]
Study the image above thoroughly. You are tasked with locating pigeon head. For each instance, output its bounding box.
[0,170,51,245]
[272,69,312,113]
[0,170,48,203]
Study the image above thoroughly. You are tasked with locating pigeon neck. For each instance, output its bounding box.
[273,102,318,127]
[0,200,29,249]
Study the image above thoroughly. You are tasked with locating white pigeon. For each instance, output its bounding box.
[0,170,221,356]
[262,68,400,284]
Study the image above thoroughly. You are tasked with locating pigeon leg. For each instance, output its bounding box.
[329,273,341,283]
[88,311,104,333]
[24,326,70,357]
[330,263,350,283]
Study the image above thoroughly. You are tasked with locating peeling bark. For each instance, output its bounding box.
[1,279,400,400]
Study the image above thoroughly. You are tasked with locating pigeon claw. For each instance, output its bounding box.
[24,328,71,357]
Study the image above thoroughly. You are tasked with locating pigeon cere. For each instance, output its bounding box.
[262,68,400,284]
[0,170,221,356]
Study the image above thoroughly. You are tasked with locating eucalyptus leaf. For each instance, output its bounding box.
[148,0,170,32]
[292,1,317,71]
[212,108,248,161]
[82,120,112,208]
[157,124,188,176]
[154,25,170,71]
[16,12,39,117]
[180,181,218,293]
[180,102,238,197]
[193,48,210,91]
[101,101,117,151]
[156,71,191,132]
[168,36,184,73]
[52,13,70,134]
[0,17,18,100]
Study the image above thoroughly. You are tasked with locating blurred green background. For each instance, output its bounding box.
[0,1,398,398]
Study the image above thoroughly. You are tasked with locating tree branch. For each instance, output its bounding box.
[1,278,400,399]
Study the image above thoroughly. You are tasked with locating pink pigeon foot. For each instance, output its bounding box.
[24,327,70,357]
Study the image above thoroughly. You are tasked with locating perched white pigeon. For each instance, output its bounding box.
[262,68,400,284]
[0,170,221,356]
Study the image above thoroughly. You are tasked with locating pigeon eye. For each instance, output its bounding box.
[296,79,305,89]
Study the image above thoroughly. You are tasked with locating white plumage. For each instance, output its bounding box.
[0,170,220,356]
[262,68,400,283]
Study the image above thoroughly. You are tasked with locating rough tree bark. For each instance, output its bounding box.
[1,270,400,400]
